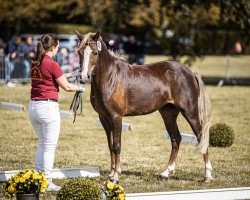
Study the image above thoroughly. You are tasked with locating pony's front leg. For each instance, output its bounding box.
[108,152,115,178]
[99,116,115,177]
[110,116,122,183]
[108,142,116,178]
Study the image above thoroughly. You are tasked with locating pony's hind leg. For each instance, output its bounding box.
[181,109,214,183]
[159,104,181,179]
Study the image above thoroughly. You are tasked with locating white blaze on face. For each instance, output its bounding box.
[81,45,93,79]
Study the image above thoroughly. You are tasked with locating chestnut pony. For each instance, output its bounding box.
[76,31,213,183]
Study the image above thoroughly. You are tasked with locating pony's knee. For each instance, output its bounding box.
[171,137,181,149]
[113,143,121,154]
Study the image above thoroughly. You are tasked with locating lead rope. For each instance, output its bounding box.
[69,42,100,123]
[70,75,83,123]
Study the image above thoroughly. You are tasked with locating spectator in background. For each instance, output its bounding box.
[123,35,144,65]
[21,36,36,78]
[0,38,5,51]
[234,41,242,55]
[55,47,71,73]
[4,36,22,87]
[68,45,80,73]
[4,36,16,55]
[0,38,5,80]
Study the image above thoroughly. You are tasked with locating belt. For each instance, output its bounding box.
[31,99,57,102]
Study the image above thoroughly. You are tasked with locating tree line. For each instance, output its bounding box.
[0,0,249,63]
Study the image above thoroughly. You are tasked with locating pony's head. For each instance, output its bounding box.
[75,30,101,83]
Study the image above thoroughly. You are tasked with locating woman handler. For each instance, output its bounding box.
[28,33,83,191]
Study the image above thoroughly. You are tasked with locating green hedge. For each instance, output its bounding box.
[210,123,235,147]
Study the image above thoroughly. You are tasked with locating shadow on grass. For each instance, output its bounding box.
[100,170,142,177]
[101,169,205,183]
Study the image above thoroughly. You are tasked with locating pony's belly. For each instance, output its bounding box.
[124,109,157,116]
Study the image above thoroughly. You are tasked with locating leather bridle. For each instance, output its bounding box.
[69,40,100,123]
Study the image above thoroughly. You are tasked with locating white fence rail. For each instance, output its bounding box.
[127,187,250,200]
[1,54,250,85]
[0,167,100,182]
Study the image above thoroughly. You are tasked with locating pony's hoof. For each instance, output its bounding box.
[108,173,112,178]
[110,179,119,184]
[204,177,214,183]
[108,170,115,177]
[158,175,168,181]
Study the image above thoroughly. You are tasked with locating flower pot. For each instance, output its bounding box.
[16,193,39,200]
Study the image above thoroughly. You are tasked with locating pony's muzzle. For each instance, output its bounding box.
[86,75,91,82]
[81,74,88,84]
[81,74,91,84]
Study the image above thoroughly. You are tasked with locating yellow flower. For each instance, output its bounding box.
[119,193,126,200]
[118,185,124,191]
[41,181,47,188]
[40,187,46,193]
[19,177,25,183]
[7,186,15,194]
[23,173,31,180]
[14,177,20,183]
[33,173,41,180]
[107,181,115,190]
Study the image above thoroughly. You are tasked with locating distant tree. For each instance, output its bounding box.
[158,0,250,65]
[0,0,63,39]
[54,0,162,33]
[1,0,249,59]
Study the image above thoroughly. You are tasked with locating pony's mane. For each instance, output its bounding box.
[77,33,128,63]
[108,49,128,62]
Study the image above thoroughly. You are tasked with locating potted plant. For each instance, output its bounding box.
[3,169,47,200]
[56,178,126,200]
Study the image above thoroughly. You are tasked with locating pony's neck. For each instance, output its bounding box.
[99,41,114,63]
[92,40,117,86]
[97,41,116,70]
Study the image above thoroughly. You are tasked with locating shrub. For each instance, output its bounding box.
[209,123,235,147]
[56,178,103,200]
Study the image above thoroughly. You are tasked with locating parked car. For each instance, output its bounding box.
[20,34,43,46]
[57,34,79,52]
[20,34,79,52]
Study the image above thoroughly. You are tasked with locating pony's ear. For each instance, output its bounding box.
[75,30,84,40]
[93,30,101,41]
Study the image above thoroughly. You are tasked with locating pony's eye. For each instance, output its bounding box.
[93,52,98,55]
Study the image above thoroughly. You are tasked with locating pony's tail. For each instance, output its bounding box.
[194,73,212,154]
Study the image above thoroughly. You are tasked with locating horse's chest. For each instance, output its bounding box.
[90,94,104,113]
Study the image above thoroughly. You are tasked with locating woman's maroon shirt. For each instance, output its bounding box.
[30,55,63,101]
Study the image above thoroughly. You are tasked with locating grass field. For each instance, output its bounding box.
[145,55,250,78]
[0,84,250,199]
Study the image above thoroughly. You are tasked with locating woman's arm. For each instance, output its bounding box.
[56,74,84,92]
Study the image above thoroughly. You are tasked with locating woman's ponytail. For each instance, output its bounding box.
[32,41,46,67]
[32,33,58,67]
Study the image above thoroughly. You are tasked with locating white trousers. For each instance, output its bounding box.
[28,100,60,179]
